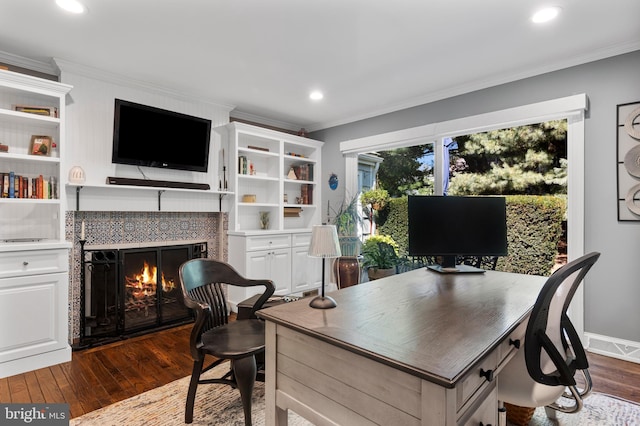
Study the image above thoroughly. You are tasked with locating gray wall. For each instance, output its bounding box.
[312,50,640,343]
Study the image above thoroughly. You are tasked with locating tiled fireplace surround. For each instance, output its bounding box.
[65,211,227,344]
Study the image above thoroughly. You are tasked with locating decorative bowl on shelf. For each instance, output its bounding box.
[68,166,86,184]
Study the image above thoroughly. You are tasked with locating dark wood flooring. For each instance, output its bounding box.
[1,323,639,419]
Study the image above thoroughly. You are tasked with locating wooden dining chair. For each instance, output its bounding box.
[178,258,275,426]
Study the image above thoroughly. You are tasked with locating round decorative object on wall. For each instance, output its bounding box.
[624,145,640,178]
[625,106,640,140]
[328,173,339,190]
[625,183,640,215]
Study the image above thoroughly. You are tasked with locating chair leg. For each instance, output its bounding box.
[544,406,558,419]
[233,355,257,426]
[185,358,204,424]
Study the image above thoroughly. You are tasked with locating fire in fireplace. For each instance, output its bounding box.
[76,242,207,348]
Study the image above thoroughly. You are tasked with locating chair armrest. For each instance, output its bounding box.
[230,279,275,318]
[182,296,211,359]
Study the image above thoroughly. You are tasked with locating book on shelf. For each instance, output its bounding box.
[0,171,57,199]
[1,173,8,198]
[293,163,314,181]
[238,155,248,175]
[13,104,58,117]
[300,184,313,205]
[237,155,255,175]
[284,206,303,217]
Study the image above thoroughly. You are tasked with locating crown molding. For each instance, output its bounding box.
[53,58,235,112]
[0,50,58,77]
[230,110,301,133]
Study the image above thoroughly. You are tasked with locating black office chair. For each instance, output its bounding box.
[178,258,275,426]
[498,251,600,423]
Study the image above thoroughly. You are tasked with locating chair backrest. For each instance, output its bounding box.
[524,252,600,387]
[179,258,275,333]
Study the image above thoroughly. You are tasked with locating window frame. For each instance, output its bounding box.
[340,94,588,340]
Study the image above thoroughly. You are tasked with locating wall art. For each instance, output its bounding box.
[617,101,640,220]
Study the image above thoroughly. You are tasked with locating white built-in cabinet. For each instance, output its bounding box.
[212,122,323,308]
[0,69,72,378]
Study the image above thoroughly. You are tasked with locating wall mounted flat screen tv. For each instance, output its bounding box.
[112,99,212,172]
[408,195,508,273]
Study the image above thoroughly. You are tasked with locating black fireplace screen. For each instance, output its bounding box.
[78,242,207,348]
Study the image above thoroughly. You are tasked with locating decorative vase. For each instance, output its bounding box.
[259,211,270,229]
[334,256,360,289]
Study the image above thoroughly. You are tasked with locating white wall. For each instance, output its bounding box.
[312,51,640,350]
[57,60,232,212]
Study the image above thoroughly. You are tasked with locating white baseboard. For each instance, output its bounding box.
[0,345,71,379]
[585,332,640,364]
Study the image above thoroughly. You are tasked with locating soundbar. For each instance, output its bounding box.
[106,177,210,190]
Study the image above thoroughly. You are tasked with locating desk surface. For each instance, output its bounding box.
[258,267,546,388]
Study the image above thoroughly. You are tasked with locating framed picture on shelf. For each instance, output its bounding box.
[29,135,53,156]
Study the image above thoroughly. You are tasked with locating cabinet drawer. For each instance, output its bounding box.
[457,349,498,411]
[292,232,312,247]
[0,249,68,279]
[498,320,527,367]
[459,382,498,426]
[245,234,291,251]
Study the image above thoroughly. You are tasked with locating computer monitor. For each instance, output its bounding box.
[407,195,508,273]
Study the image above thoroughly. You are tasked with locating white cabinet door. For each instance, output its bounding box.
[268,249,291,295]
[246,248,291,295]
[0,272,70,377]
[291,245,322,293]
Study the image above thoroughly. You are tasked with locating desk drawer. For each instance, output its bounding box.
[457,349,498,411]
[459,382,498,426]
[0,249,68,279]
[498,320,527,367]
[245,234,291,251]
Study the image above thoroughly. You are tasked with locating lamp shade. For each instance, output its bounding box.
[308,225,342,258]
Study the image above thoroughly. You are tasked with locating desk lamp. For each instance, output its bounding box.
[308,224,341,309]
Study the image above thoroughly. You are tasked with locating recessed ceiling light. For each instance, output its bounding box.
[309,91,324,101]
[531,6,561,24]
[56,0,86,14]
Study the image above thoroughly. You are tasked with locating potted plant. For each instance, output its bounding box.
[360,187,389,212]
[330,194,363,288]
[332,194,362,256]
[361,235,399,281]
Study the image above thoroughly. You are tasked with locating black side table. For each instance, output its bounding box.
[236,294,300,320]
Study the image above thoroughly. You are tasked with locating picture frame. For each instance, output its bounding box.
[29,135,52,156]
[616,101,640,221]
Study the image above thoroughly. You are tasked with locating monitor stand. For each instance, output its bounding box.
[427,255,486,274]
[427,264,485,274]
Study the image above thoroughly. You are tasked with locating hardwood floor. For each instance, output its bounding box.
[1,323,639,419]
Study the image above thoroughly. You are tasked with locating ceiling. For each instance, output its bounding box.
[1,1,639,132]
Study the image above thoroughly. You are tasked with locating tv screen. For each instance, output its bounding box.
[112,99,212,172]
[408,195,507,273]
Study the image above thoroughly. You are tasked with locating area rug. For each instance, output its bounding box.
[523,393,640,426]
[70,362,640,425]
[70,363,311,426]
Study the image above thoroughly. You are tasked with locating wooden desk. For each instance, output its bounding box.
[257,267,546,426]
